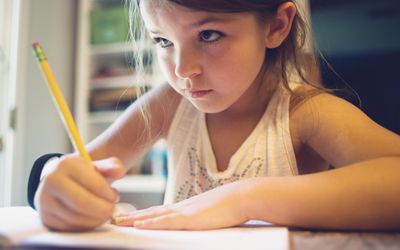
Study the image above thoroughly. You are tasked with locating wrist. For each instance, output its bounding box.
[229,178,263,222]
[239,177,272,222]
[40,156,61,180]
[27,153,63,209]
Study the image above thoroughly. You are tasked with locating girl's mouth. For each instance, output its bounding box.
[189,89,213,98]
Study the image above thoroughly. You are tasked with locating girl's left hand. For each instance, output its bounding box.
[111,180,250,230]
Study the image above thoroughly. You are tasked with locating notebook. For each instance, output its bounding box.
[0,206,289,250]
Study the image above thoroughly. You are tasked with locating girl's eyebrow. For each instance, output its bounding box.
[148,16,235,35]
[193,16,235,27]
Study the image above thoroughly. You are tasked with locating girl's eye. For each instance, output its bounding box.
[153,37,172,48]
[199,30,223,43]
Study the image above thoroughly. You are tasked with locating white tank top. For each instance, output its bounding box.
[164,85,299,204]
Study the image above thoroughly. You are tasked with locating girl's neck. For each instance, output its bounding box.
[209,76,278,122]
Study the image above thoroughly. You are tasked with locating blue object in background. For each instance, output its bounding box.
[310,0,400,134]
[149,141,168,178]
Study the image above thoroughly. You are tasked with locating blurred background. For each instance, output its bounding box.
[0,0,399,208]
[311,0,400,135]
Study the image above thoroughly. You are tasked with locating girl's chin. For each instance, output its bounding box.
[188,100,228,114]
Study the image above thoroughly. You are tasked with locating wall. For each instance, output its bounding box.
[310,0,400,134]
[12,0,76,205]
[311,0,400,55]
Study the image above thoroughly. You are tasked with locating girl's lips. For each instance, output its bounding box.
[189,89,213,98]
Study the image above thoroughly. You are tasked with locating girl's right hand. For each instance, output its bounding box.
[34,155,124,231]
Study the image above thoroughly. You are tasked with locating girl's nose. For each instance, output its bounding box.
[174,47,202,80]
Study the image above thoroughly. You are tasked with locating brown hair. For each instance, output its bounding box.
[127,0,325,108]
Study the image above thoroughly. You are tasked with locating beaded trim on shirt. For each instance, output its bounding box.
[175,147,264,202]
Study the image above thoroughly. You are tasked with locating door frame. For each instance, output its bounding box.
[0,0,28,207]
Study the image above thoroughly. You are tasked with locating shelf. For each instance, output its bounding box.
[91,75,136,90]
[90,42,153,56]
[90,42,134,55]
[112,175,166,194]
[76,2,167,202]
[90,74,153,90]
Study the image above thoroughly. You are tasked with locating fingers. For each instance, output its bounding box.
[114,210,197,230]
[36,155,125,232]
[60,156,120,203]
[134,213,182,230]
[111,183,248,231]
[44,212,99,232]
[45,173,115,220]
[39,192,106,231]
[94,157,126,181]
[41,211,75,232]
[112,205,173,227]
[111,204,205,230]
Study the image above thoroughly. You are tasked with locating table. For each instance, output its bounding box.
[1,206,399,250]
[290,230,400,250]
[3,231,399,250]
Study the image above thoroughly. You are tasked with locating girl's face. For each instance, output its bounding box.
[140,2,268,113]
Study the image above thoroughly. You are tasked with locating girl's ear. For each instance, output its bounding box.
[265,2,297,48]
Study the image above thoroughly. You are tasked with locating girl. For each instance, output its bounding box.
[30,0,400,232]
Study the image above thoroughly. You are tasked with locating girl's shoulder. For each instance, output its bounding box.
[289,83,400,168]
[288,83,328,113]
[288,83,342,145]
[288,83,332,172]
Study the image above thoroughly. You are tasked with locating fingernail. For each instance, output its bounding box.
[112,216,124,224]
[134,220,143,227]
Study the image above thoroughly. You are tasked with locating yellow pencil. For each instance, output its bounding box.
[32,41,92,165]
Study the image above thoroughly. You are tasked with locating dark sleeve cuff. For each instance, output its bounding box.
[27,153,63,209]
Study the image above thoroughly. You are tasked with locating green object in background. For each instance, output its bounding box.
[90,6,129,45]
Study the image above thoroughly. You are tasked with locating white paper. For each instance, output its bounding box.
[0,206,288,250]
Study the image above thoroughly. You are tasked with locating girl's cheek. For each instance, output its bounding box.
[170,84,184,96]
[157,55,173,76]
[157,58,181,91]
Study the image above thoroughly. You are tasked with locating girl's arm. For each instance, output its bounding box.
[114,157,400,230]
[252,92,400,229]
[114,93,400,230]
[245,157,400,230]
[290,93,400,169]
[34,83,181,231]
[85,83,181,170]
